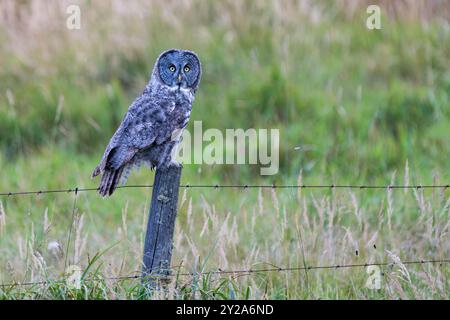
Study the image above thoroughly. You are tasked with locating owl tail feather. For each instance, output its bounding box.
[98,167,123,197]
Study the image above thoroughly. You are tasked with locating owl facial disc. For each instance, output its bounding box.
[157,49,201,90]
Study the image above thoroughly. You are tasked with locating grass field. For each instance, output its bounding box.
[0,0,449,299]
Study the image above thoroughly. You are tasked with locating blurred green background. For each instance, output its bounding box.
[1,0,449,187]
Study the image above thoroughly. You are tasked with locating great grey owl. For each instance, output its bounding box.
[92,49,201,197]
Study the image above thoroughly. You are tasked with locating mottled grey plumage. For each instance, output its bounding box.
[92,49,201,197]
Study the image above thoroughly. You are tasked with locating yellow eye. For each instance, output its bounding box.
[184,65,190,72]
[169,65,176,72]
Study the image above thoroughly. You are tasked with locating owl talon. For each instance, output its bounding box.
[169,161,183,168]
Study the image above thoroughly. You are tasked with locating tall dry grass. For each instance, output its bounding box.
[1,0,449,78]
[0,165,448,298]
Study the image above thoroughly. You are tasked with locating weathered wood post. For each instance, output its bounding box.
[142,166,182,287]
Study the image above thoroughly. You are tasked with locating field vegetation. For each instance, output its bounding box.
[0,0,449,299]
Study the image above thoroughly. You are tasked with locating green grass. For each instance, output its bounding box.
[0,0,449,299]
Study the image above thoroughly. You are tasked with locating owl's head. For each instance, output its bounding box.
[155,49,201,91]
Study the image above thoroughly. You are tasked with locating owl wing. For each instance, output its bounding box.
[92,96,165,196]
[92,96,181,177]
[92,98,152,176]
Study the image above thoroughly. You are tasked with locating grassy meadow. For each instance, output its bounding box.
[0,0,449,299]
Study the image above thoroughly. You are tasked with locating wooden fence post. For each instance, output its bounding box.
[142,166,182,288]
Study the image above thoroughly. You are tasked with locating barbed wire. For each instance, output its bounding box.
[1,184,449,290]
[0,183,449,197]
[1,258,448,288]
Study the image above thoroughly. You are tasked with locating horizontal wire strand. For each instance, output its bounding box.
[1,258,448,288]
[1,184,449,196]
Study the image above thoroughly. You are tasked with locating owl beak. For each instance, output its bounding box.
[177,74,183,82]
